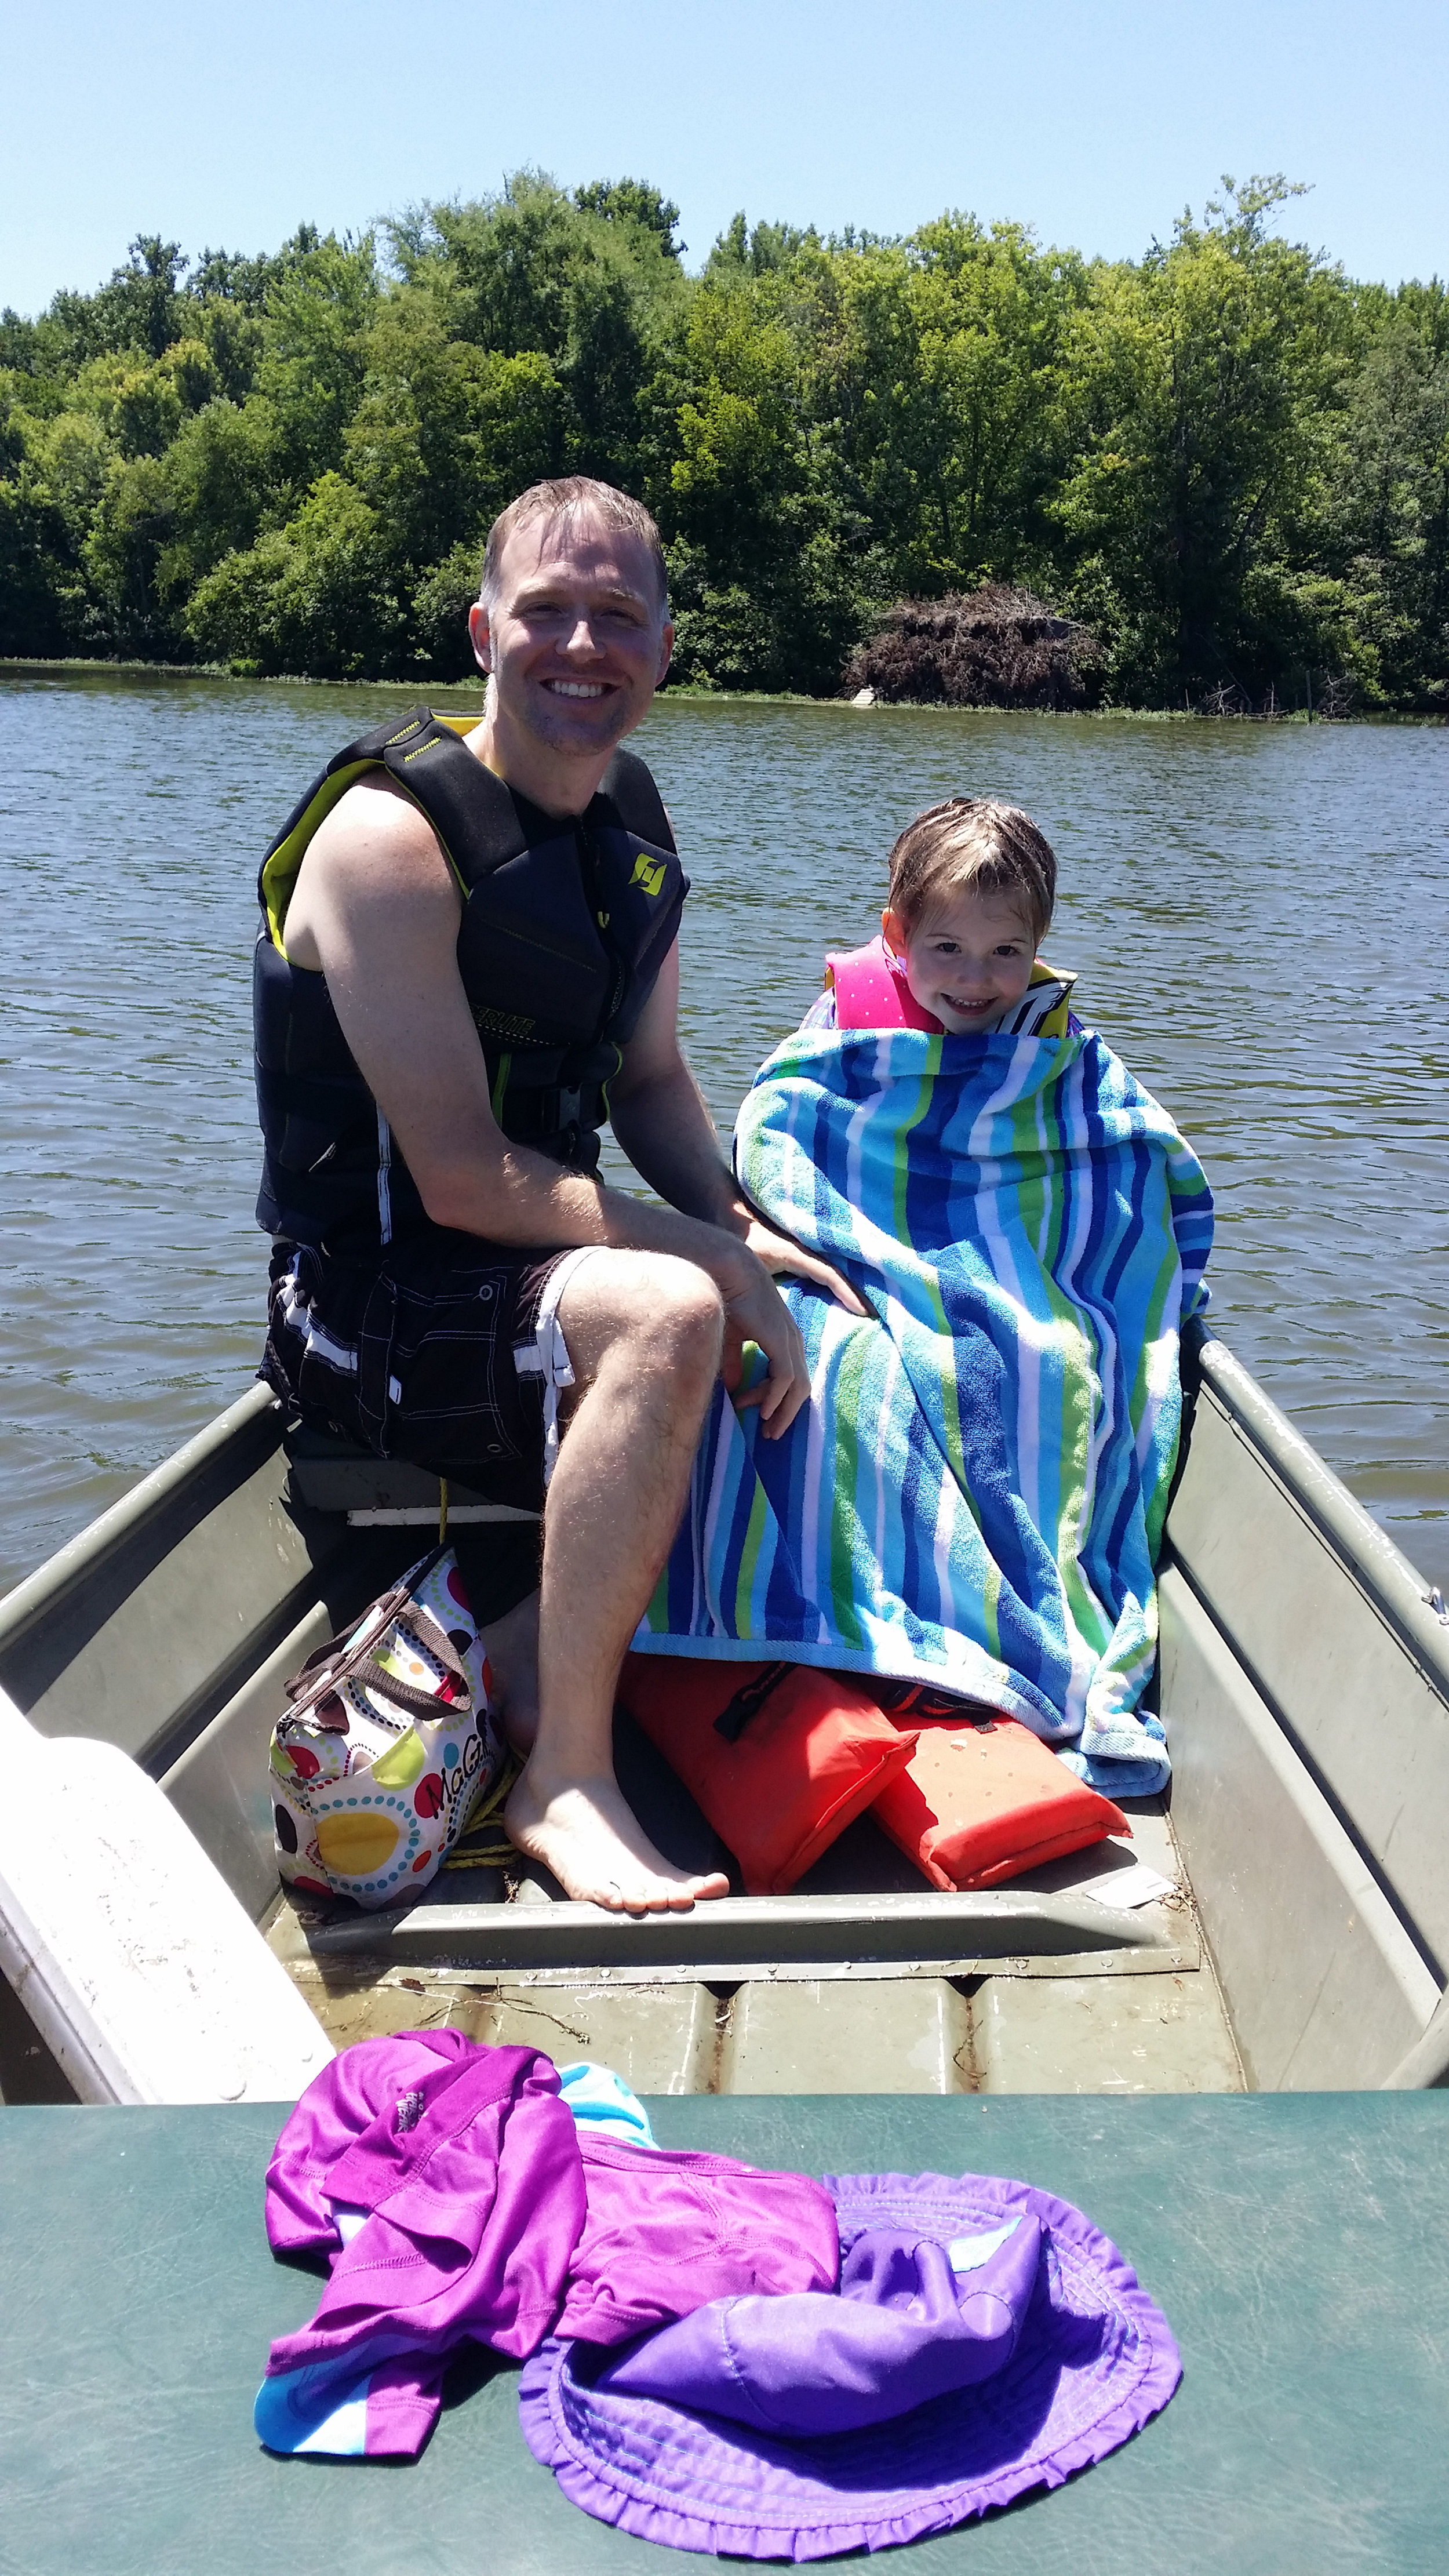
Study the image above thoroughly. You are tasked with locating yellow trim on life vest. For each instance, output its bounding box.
[259,716,488,955]
[1028,957,1077,1040]
[598,1039,624,1122]
[260,761,374,956]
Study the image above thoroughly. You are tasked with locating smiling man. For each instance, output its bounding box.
[253,478,861,1912]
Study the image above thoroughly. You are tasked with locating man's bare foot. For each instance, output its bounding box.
[479,1589,541,1755]
[505,1763,730,1913]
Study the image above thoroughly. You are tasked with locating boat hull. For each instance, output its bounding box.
[2,1326,1445,2098]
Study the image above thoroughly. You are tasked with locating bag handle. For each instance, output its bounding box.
[282,1541,461,1720]
[346,1646,470,1724]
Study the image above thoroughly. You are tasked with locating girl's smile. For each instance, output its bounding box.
[883,887,1037,1034]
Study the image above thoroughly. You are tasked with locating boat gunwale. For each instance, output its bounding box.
[1184,1323,1449,1699]
[0,1381,281,1659]
[3,1331,1442,1715]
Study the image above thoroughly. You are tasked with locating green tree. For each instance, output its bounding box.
[157,396,278,588]
[256,232,380,499]
[83,452,180,653]
[185,230,323,405]
[654,261,864,689]
[1319,290,1449,705]
[406,177,684,482]
[574,179,683,259]
[0,377,81,650]
[705,214,818,277]
[344,302,562,567]
[186,470,405,676]
[1053,179,1356,701]
[46,236,188,366]
[813,221,1087,595]
[1,174,1446,705]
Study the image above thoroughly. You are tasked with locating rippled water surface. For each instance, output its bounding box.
[1,668,1445,1593]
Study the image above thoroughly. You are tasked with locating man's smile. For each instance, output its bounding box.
[543,678,610,698]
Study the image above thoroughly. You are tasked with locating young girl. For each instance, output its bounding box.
[661,790,1210,1806]
[807,796,1080,1040]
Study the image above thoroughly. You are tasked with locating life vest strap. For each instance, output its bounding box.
[825,938,945,1031]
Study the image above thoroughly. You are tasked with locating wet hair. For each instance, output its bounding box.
[479,477,669,614]
[886,798,1057,947]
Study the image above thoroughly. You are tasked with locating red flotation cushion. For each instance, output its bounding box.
[871,1715,1130,1891]
[620,1655,918,1896]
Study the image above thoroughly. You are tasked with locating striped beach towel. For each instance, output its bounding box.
[635,1021,1213,1796]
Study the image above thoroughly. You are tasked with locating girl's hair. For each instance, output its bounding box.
[887,798,1057,945]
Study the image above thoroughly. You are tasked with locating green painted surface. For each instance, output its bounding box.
[2,2093,1447,2574]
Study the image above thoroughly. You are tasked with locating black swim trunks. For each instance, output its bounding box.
[262,1234,592,1513]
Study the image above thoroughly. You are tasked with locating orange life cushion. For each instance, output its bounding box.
[620,1655,918,1896]
[871,1715,1130,1891]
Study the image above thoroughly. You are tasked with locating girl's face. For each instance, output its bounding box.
[883,885,1038,1033]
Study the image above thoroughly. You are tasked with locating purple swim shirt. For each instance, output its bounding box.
[256,2032,838,2459]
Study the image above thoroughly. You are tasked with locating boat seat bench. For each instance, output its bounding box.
[285,1420,540,1524]
[3,2091,1446,2575]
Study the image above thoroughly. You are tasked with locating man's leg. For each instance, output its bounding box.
[477,1589,541,1753]
[503,1248,731,1912]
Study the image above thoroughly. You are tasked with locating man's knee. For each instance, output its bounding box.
[649,1256,726,1380]
[607,1251,723,1381]
[558,1249,724,1388]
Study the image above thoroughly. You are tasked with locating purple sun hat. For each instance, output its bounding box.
[518,2169,1181,2562]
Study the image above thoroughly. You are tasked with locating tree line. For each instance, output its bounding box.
[1,173,1445,712]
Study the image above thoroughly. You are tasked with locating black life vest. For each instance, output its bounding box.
[253,705,687,1254]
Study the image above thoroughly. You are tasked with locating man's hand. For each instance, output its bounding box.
[740,1214,872,1320]
[713,1229,874,1439]
[716,1246,814,1436]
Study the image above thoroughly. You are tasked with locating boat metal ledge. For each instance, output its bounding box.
[302,1885,1190,1976]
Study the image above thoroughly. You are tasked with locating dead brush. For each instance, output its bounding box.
[844,587,1102,710]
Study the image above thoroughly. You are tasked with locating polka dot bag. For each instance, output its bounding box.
[268,1543,505,1909]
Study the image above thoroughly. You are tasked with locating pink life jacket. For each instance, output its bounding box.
[824,937,944,1032]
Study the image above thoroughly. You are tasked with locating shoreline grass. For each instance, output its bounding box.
[1,656,1443,725]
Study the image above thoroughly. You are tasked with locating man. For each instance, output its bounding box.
[254,477,862,1912]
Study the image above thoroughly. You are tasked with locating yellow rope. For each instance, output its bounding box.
[467,1748,520,1825]
[441,1745,522,1870]
[440,1842,514,1870]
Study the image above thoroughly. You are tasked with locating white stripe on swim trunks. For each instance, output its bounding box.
[513,1246,609,1486]
[278,1271,358,1376]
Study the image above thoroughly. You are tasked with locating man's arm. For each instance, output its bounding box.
[606,945,744,1227]
[281,777,824,1428]
[609,948,870,1320]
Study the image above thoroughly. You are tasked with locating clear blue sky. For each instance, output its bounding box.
[2,0,1444,315]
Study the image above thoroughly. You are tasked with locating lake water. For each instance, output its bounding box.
[1,668,1445,1595]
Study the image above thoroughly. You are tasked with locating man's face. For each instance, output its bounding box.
[468,511,673,763]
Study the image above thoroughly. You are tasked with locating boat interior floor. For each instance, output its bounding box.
[259,1708,1245,2100]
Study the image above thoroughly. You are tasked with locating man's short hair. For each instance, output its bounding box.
[887,798,1058,947]
[480,478,669,614]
